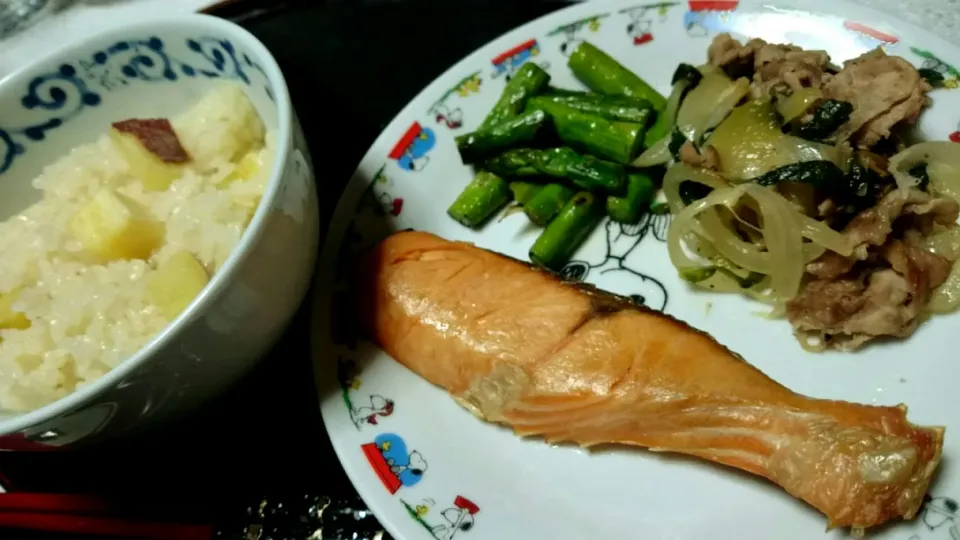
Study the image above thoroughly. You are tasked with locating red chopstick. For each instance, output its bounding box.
[0,512,214,539]
[0,492,215,538]
[0,493,115,515]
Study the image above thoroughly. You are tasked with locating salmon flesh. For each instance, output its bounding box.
[355,230,944,531]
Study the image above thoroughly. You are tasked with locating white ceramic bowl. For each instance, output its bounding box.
[0,14,319,449]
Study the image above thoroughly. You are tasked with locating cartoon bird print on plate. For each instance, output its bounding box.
[404,496,480,540]
[560,211,671,311]
[911,47,960,92]
[336,357,396,430]
[390,121,437,172]
[906,496,960,540]
[427,71,483,130]
[546,13,609,56]
[362,433,427,494]
[490,39,550,80]
[619,3,679,46]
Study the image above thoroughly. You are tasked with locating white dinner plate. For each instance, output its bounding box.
[311,1,960,538]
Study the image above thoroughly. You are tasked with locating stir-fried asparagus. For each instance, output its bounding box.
[607,171,656,224]
[480,62,551,130]
[456,110,552,164]
[508,181,542,205]
[444,42,673,268]
[534,91,653,124]
[567,42,666,110]
[483,148,626,194]
[529,191,605,270]
[526,99,646,164]
[524,183,576,226]
[447,171,511,228]
[567,42,668,147]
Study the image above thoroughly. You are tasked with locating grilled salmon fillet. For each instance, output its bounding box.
[355,230,944,531]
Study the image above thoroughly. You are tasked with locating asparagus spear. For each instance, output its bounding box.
[566,42,668,147]
[531,92,653,124]
[509,181,542,205]
[456,110,551,164]
[607,171,656,224]
[525,100,646,164]
[483,148,626,194]
[542,87,590,98]
[529,191,605,270]
[447,171,511,228]
[480,62,551,130]
[524,183,576,226]
[567,42,666,110]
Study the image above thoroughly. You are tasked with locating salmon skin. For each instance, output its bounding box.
[355,230,944,531]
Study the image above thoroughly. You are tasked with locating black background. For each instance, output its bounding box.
[0,0,575,535]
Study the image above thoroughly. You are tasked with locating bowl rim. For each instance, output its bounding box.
[0,13,294,438]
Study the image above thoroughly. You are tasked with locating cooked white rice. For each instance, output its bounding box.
[0,82,275,412]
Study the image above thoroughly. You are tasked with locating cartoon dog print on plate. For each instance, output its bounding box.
[336,164,403,281]
[404,496,480,540]
[336,357,396,429]
[546,13,609,56]
[427,71,483,130]
[619,3,679,46]
[390,122,437,172]
[683,0,738,37]
[362,433,427,494]
[560,212,671,312]
[907,497,960,539]
[490,39,550,80]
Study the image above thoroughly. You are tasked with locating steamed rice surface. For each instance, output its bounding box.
[0,83,275,412]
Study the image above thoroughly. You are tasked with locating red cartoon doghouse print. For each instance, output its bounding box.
[362,433,426,494]
[491,39,550,80]
[683,0,739,37]
[389,122,436,172]
[843,21,899,49]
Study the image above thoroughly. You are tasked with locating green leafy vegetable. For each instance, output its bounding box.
[796,99,853,141]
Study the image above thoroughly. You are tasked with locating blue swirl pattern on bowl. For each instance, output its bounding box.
[2,35,275,175]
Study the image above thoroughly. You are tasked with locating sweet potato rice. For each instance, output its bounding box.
[0,83,274,412]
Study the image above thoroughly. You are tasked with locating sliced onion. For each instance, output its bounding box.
[667,184,807,300]
[803,243,826,262]
[889,141,960,191]
[776,87,823,124]
[745,185,805,299]
[676,72,751,142]
[921,227,960,261]
[667,180,856,303]
[929,261,960,313]
[928,161,960,205]
[796,215,855,257]
[632,134,672,167]
[663,80,689,133]
[662,163,729,214]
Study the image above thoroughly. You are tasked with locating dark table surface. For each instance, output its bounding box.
[0,0,575,537]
